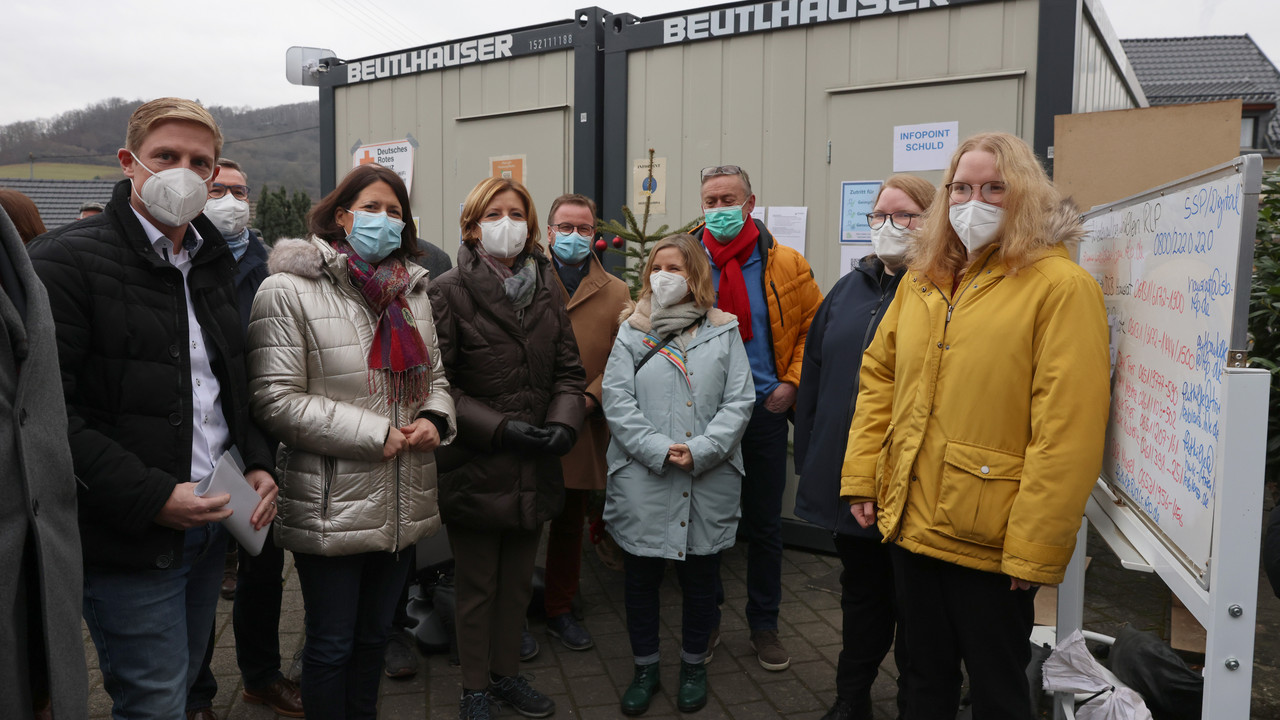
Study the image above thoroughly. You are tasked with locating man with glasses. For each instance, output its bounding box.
[540,193,630,652]
[186,158,303,719]
[698,165,822,671]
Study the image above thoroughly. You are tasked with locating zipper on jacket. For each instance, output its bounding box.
[770,280,785,328]
[938,254,993,329]
[321,456,336,519]
[859,275,896,356]
[394,400,403,551]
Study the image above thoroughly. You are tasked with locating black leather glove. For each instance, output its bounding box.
[543,423,577,456]
[501,420,551,454]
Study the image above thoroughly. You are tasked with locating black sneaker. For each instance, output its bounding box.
[384,629,419,679]
[459,690,493,720]
[488,674,556,718]
[546,613,594,651]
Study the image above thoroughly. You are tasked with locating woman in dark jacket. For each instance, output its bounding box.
[429,176,586,720]
[793,173,935,720]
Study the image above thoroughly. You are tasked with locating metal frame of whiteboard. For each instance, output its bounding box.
[1054,368,1267,720]
[1078,155,1262,586]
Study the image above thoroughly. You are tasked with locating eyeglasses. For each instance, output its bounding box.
[946,181,1006,204]
[866,212,921,230]
[209,183,250,201]
[700,165,742,181]
[552,222,595,236]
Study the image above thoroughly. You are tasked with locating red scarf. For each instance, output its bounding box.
[702,220,760,341]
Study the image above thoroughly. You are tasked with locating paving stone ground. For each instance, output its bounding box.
[85,517,1280,719]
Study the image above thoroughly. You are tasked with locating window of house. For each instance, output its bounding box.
[1241,116,1257,149]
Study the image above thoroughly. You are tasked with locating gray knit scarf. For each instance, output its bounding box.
[649,301,706,350]
[478,249,538,311]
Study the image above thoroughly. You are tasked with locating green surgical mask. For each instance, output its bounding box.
[703,204,747,243]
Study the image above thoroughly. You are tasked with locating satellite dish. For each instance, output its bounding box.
[285,46,338,87]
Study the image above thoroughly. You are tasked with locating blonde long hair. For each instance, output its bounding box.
[908,132,1061,283]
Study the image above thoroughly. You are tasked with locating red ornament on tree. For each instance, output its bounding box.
[594,238,607,250]
[612,236,624,248]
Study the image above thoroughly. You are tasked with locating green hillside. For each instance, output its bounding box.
[0,99,319,199]
[0,162,122,180]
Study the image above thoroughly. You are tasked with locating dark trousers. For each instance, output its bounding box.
[624,551,720,661]
[293,549,412,720]
[833,533,907,718]
[890,545,1035,720]
[449,524,541,690]
[187,526,288,709]
[717,404,788,630]
[544,488,590,618]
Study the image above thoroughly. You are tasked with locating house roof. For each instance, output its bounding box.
[1120,35,1280,151]
[0,178,118,229]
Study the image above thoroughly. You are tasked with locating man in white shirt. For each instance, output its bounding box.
[29,97,278,720]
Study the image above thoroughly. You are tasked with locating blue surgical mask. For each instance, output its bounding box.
[703,204,747,243]
[551,231,591,265]
[346,210,405,264]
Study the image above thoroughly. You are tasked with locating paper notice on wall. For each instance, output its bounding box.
[353,139,416,193]
[840,181,881,243]
[840,245,873,277]
[750,206,766,224]
[490,154,526,185]
[893,121,959,172]
[632,156,667,214]
[766,206,808,255]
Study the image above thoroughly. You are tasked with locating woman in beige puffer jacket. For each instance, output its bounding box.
[247,164,455,718]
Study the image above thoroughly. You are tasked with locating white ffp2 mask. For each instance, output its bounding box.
[949,200,1004,255]
[204,195,251,237]
[479,216,528,258]
[130,153,213,227]
[871,222,911,267]
[650,271,689,308]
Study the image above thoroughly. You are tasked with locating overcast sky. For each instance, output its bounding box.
[4,0,1277,127]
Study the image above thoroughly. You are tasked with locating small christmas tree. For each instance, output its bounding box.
[598,148,701,299]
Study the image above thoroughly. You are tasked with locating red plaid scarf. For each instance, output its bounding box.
[333,240,431,405]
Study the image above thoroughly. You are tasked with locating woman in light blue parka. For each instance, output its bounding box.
[602,233,755,716]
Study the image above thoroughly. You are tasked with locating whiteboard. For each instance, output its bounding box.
[1078,156,1261,584]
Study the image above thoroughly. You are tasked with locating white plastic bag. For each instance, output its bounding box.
[1042,629,1154,720]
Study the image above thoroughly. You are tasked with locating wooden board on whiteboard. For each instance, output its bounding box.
[1054,101,1242,211]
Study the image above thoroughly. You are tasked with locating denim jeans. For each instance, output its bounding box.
[293,549,412,720]
[83,523,227,720]
[624,551,720,664]
[188,524,288,710]
[717,404,788,631]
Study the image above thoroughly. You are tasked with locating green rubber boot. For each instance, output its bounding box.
[620,662,661,716]
[677,660,708,713]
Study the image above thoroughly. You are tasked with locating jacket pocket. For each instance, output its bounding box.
[933,440,1023,548]
[320,456,336,519]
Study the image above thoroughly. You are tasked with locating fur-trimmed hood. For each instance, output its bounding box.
[267,236,428,290]
[622,295,736,334]
[1046,197,1087,248]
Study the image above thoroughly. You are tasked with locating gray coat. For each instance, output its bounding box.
[602,300,754,559]
[0,208,87,717]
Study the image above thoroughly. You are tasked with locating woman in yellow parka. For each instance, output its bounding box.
[840,132,1110,720]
